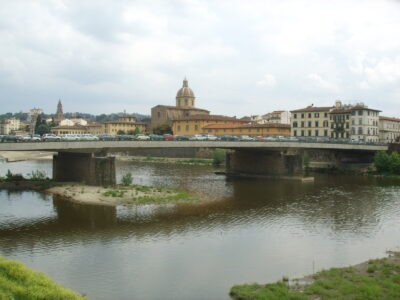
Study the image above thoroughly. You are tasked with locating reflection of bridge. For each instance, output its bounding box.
[0,141,388,185]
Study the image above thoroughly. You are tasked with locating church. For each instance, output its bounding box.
[150,78,210,130]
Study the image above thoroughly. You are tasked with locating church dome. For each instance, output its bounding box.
[176,78,195,98]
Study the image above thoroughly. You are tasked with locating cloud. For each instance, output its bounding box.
[0,0,400,117]
[256,74,276,87]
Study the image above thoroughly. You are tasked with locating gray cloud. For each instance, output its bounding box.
[0,0,399,117]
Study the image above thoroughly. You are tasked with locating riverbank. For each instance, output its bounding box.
[0,256,87,300]
[0,151,55,162]
[46,183,199,206]
[230,251,400,300]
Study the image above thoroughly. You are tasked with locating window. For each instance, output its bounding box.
[308,121,312,127]
[177,125,181,132]
[293,121,298,128]
[157,112,161,119]
[315,121,319,127]
[301,121,305,127]
[359,119,362,125]
[324,113,328,118]
[324,129,328,136]
[358,127,363,134]
[301,130,305,136]
[194,125,198,131]
[315,113,319,118]
[294,130,297,136]
[186,125,189,131]
[308,113,311,118]
[301,113,305,118]
[308,130,312,136]
[315,130,319,136]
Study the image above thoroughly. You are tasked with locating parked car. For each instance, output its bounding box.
[116,135,135,141]
[220,135,239,141]
[135,134,150,141]
[97,134,117,141]
[189,134,207,141]
[265,136,276,141]
[149,134,164,141]
[239,135,255,141]
[2,135,23,142]
[22,134,41,142]
[61,134,80,141]
[287,136,299,142]
[176,135,190,141]
[42,134,61,142]
[79,134,99,141]
[163,134,177,140]
[204,134,218,141]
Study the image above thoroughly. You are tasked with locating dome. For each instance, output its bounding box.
[176,78,195,98]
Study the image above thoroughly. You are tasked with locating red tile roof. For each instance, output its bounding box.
[380,116,400,122]
[173,115,247,122]
[291,106,333,113]
[203,123,290,129]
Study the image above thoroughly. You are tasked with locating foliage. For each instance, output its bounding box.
[127,130,135,135]
[117,130,126,135]
[36,124,51,136]
[212,149,226,166]
[28,170,48,181]
[121,172,133,186]
[5,170,24,182]
[0,256,87,300]
[373,151,400,175]
[230,252,400,300]
[134,127,141,135]
[152,123,172,135]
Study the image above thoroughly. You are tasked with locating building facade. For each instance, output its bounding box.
[290,106,332,138]
[202,123,290,137]
[349,104,380,142]
[151,78,210,130]
[171,115,247,135]
[0,118,21,135]
[379,116,400,143]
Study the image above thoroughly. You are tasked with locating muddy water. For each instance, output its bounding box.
[1,159,400,300]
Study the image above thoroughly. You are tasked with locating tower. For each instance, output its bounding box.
[176,78,195,108]
[56,99,64,119]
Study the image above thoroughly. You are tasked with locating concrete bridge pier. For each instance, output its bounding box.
[226,149,303,177]
[53,152,116,186]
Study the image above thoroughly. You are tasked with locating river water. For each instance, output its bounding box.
[1,158,400,300]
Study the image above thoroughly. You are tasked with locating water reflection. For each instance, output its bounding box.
[0,159,400,300]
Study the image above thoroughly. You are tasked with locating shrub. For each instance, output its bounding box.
[212,149,226,166]
[121,172,133,186]
[28,170,47,181]
[374,151,391,173]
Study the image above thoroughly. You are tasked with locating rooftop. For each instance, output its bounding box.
[202,123,290,129]
[291,106,333,113]
[173,115,246,122]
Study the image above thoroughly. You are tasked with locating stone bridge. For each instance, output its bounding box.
[0,141,388,185]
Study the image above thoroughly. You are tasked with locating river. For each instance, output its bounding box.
[1,157,400,300]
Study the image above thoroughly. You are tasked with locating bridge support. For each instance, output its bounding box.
[226,149,303,177]
[53,152,116,186]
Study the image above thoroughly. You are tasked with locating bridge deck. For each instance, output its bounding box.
[0,141,388,152]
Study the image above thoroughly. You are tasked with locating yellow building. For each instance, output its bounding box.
[202,123,291,137]
[102,121,146,135]
[290,106,333,137]
[171,115,247,135]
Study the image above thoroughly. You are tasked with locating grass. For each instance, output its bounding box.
[230,252,400,300]
[101,184,198,205]
[0,256,87,300]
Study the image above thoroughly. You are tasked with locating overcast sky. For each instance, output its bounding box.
[1,0,400,117]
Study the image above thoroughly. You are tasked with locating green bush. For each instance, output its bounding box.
[212,149,226,166]
[373,151,400,175]
[28,170,47,181]
[121,172,133,186]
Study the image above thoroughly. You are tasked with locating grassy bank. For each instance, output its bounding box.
[230,251,400,300]
[0,256,86,300]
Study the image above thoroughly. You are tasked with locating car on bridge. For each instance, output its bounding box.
[22,134,41,142]
[163,134,177,141]
[79,134,99,141]
[189,134,207,141]
[204,134,219,141]
[97,134,117,141]
[220,135,239,141]
[239,135,255,141]
[134,134,150,141]
[149,134,164,141]
[1,135,23,142]
[176,135,190,141]
[42,134,61,142]
[61,134,80,141]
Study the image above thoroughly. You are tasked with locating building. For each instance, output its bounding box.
[51,125,88,135]
[0,118,21,135]
[151,78,210,130]
[171,115,247,135]
[56,100,64,119]
[252,111,291,124]
[59,118,88,126]
[202,123,291,137]
[290,106,332,138]
[348,104,380,142]
[329,101,352,139]
[102,116,146,135]
[379,116,400,143]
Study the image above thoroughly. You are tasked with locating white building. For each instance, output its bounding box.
[250,111,291,125]
[349,104,380,142]
[0,118,21,135]
[59,118,88,126]
[379,116,400,143]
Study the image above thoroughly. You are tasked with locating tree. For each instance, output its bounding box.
[389,152,400,175]
[117,130,126,135]
[152,124,172,135]
[127,130,135,135]
[374,151,391,173]
[37,124,50,136]
[134,127,141,135]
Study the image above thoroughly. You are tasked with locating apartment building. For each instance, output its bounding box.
[290,106,332,137]
[379,116,400,143]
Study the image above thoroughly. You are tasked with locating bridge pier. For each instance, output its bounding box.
[226,149,303,177]
[53,152,116,186]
